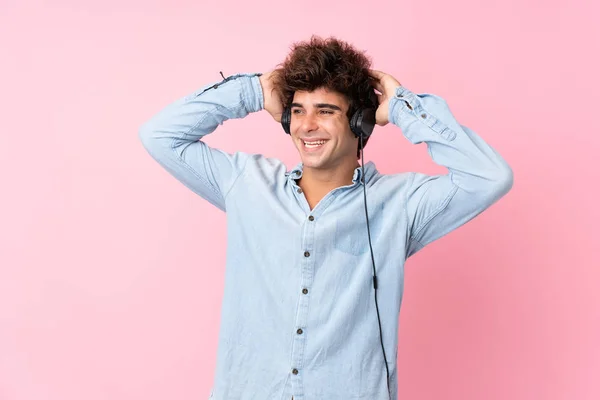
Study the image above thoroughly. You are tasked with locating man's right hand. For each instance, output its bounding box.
[259,70,284,123]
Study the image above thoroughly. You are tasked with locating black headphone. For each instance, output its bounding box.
[280,90,379,146]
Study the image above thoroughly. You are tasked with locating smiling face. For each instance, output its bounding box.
[290,87,358,172]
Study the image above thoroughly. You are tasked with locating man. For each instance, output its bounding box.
[139,36,513,400]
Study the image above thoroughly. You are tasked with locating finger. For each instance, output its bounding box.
[370,78,385,93]
[369,69,385,79]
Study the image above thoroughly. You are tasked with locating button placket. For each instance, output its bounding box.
[289,206,316,397]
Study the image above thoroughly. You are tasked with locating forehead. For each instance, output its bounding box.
[292,88,349,109]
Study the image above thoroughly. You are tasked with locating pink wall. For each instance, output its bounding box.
[1,1,598,399]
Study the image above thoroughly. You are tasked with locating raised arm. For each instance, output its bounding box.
[370,70,513,257]
[138,71,282,211]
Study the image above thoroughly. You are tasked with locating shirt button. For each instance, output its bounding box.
[308,215,314,221]
[302,288,308,294]
[297,188,303,194]
[295,171,301,176]
[297,328,303,335]
[421,113,427,118]
[304,251,310,257]
[292,368,299,375]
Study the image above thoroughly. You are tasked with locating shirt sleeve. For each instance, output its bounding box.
[138,73,264,212]
[388,86,514,258]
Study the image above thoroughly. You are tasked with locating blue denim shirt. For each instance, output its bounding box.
[139,73,513,400]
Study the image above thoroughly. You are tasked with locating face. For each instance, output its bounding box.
[289,88,358,172]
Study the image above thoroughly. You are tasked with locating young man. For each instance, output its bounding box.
[139,36,513,400]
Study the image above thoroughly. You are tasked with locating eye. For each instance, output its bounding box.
[292,109,303,114]
[320,110,334,115]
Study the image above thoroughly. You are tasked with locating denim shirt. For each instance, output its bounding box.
[138,73,513,400]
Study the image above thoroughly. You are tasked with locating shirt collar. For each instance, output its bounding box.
[287,161,377,185]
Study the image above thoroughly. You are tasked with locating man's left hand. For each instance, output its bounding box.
[369,69,402,126]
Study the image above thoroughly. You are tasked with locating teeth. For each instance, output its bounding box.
[304,140,327,146]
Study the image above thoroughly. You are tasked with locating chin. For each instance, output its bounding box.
[299,157,320,168]
[302,157,335,170]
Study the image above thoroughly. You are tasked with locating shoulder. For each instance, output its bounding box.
[231,151,290,184]
[367,166,416,192]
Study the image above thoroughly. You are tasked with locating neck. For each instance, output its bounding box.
[298,159,361,193]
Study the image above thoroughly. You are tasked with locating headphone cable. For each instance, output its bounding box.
[360,134,392,400]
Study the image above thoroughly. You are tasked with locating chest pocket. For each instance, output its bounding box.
[333,201,385,256]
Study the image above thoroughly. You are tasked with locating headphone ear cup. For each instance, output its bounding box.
[350,88,379,141]
[359,87,379,140]
[350,108,376,142]
[349,110,362,139]
[281,107,291,134]
[359,107,376,139]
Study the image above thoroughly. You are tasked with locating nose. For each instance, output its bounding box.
[299,111,318,132]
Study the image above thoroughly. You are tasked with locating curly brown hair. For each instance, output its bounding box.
[272,35,377,157]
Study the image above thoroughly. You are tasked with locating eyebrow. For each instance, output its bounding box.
[290,102,343,112]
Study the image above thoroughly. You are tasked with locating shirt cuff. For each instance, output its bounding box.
[388,85,458,142]
[240,74,265,114]
[388,85,419,126]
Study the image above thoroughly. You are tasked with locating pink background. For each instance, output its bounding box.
[1,0,598,399]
